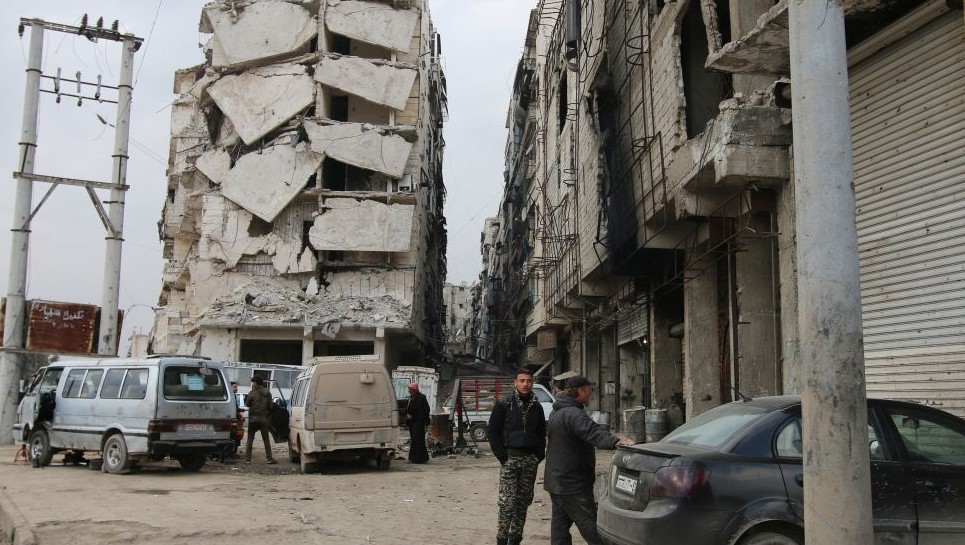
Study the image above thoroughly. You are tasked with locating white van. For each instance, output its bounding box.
[287,356,398,473]
[12,356,236,473]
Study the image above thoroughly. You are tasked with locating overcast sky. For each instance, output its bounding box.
[0,0,535,351]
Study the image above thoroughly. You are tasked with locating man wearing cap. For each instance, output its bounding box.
[245,376,277,464]
[489,368,546,545]
[544,375,635,545]
[405,382,431,463]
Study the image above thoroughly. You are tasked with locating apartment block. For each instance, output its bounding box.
[152,0,448,369]
[483,0,965,426]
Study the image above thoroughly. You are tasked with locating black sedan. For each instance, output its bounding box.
[597,396,965,545]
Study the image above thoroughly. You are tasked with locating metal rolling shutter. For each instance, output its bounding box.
[850,11,965,416]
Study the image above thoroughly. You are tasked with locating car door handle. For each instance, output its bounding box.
[795,474,804,487]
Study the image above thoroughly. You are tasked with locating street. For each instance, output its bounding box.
[0,442,601,545]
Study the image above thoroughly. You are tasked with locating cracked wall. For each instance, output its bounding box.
[152,0,447,368]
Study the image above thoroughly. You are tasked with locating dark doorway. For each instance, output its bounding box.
[239,340,303,365]
[313,341,376,357]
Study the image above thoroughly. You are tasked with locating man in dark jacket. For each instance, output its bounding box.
[544,375,634,545]
[488,368,546,545]
[244,376,277,464]
[405,382,431,463]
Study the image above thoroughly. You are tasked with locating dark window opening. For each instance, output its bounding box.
[302,221,313,251]
[323,158,347,191]
[330,96,349,122]
[313,340,376,357]
[323,250,345,262]
[681,0,733,138]
[715,0,732,45]
[332,34,351,55]
[240,340,303,366]
[247,216,273,237]
[167,188,175,203]
[558,73,568,133]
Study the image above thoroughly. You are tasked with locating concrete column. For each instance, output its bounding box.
[730,0,776,95]
[1,22,44,443]
[736,216,780,397]
[683,258,720,419]
[789,1,873,543]
[650,290,684,428]
[777,169,802,394]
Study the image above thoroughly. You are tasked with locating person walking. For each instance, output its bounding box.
[406,382,431,463]
[544,375,634,545]
[488,368,546,545]
[244,376,277,464]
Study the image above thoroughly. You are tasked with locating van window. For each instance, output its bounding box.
[163,366,228,401]
[35,368,63,395]
[120,369,148,399]
[292,378,309,407]
[80,370,103,398]
[63,369,87,398]
[534,386,553,403]
[100,369,126,398]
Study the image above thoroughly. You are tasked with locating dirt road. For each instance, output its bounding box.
[0,443,603,545]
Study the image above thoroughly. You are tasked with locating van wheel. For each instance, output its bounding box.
[469,423,489,442]
[102,434,133,474]
[376,452,391,471]
[28,429,53,467]
[288,441,299,464]
[740,531,802,545]
[177,454,206,472]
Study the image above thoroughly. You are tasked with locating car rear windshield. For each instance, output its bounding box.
[163,366,228,401]
[663,403,770,449]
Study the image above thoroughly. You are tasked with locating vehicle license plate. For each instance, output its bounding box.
[615,474,638,494]
[180,423,213,432]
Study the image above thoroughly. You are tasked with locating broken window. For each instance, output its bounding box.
[321,158,392,192]
[314,341,375,357]
[330,96,350,122]
[332,34,351,55]
[681,0,733,138]
[240,340,303,366]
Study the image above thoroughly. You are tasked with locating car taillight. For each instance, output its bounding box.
[650,466,708,498]
[148,419,175,433]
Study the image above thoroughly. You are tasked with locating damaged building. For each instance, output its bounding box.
[152,0,449,368]
[481,0,965,426]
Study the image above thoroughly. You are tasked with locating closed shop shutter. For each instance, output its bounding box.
[850,10,965,416]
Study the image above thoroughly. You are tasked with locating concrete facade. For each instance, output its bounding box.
[479,0,962,428]
[152,0,448,370]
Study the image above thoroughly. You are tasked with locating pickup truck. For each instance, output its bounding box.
[445,377,555,442]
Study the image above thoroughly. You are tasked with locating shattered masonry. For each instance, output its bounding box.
[152,0,448,368]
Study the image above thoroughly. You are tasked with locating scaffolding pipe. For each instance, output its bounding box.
[788,1,873,543]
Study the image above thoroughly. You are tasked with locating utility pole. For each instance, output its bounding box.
[788,1,874,544]
[0,17,143,444]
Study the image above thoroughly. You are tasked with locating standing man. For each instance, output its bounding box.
[244,376,277,464]
[406,382,431,463]
[544,375,634,545]
[489,368,546,545]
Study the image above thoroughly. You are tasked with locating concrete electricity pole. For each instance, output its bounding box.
[788,1,874,544]
[0,18,142,443]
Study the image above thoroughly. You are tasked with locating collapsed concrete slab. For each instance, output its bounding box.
[309,198,413,252]
[325,1,419,53]
[304,121,413,178]
[204,1,317,68]
[207,64,315,145]
[195,149,232,185]
[221,143,323,222]
[314,56,417,111]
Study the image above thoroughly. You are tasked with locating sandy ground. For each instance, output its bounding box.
[0,439,608,545]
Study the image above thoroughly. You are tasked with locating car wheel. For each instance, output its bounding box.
[102,434,133,474]
[300,451,321,474]
[28,428,54,467]
[469,423,489,442]
[177,454,206,472]
[376,452,391,471]
[740,531,802,545]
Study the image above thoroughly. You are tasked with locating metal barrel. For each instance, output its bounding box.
[621,406,647,443]
[590,410,611,432]
[644,409,669,443]
[429,413,453,446]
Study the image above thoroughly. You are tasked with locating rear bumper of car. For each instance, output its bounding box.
[149,439,235,457]
[598,492,713,545]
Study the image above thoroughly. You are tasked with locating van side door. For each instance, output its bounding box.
[288,377,310,444]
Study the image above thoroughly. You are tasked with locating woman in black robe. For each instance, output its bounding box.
[405,382,431,463]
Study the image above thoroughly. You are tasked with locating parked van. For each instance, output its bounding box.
[12,356,235,473]
[287,355,398,473]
